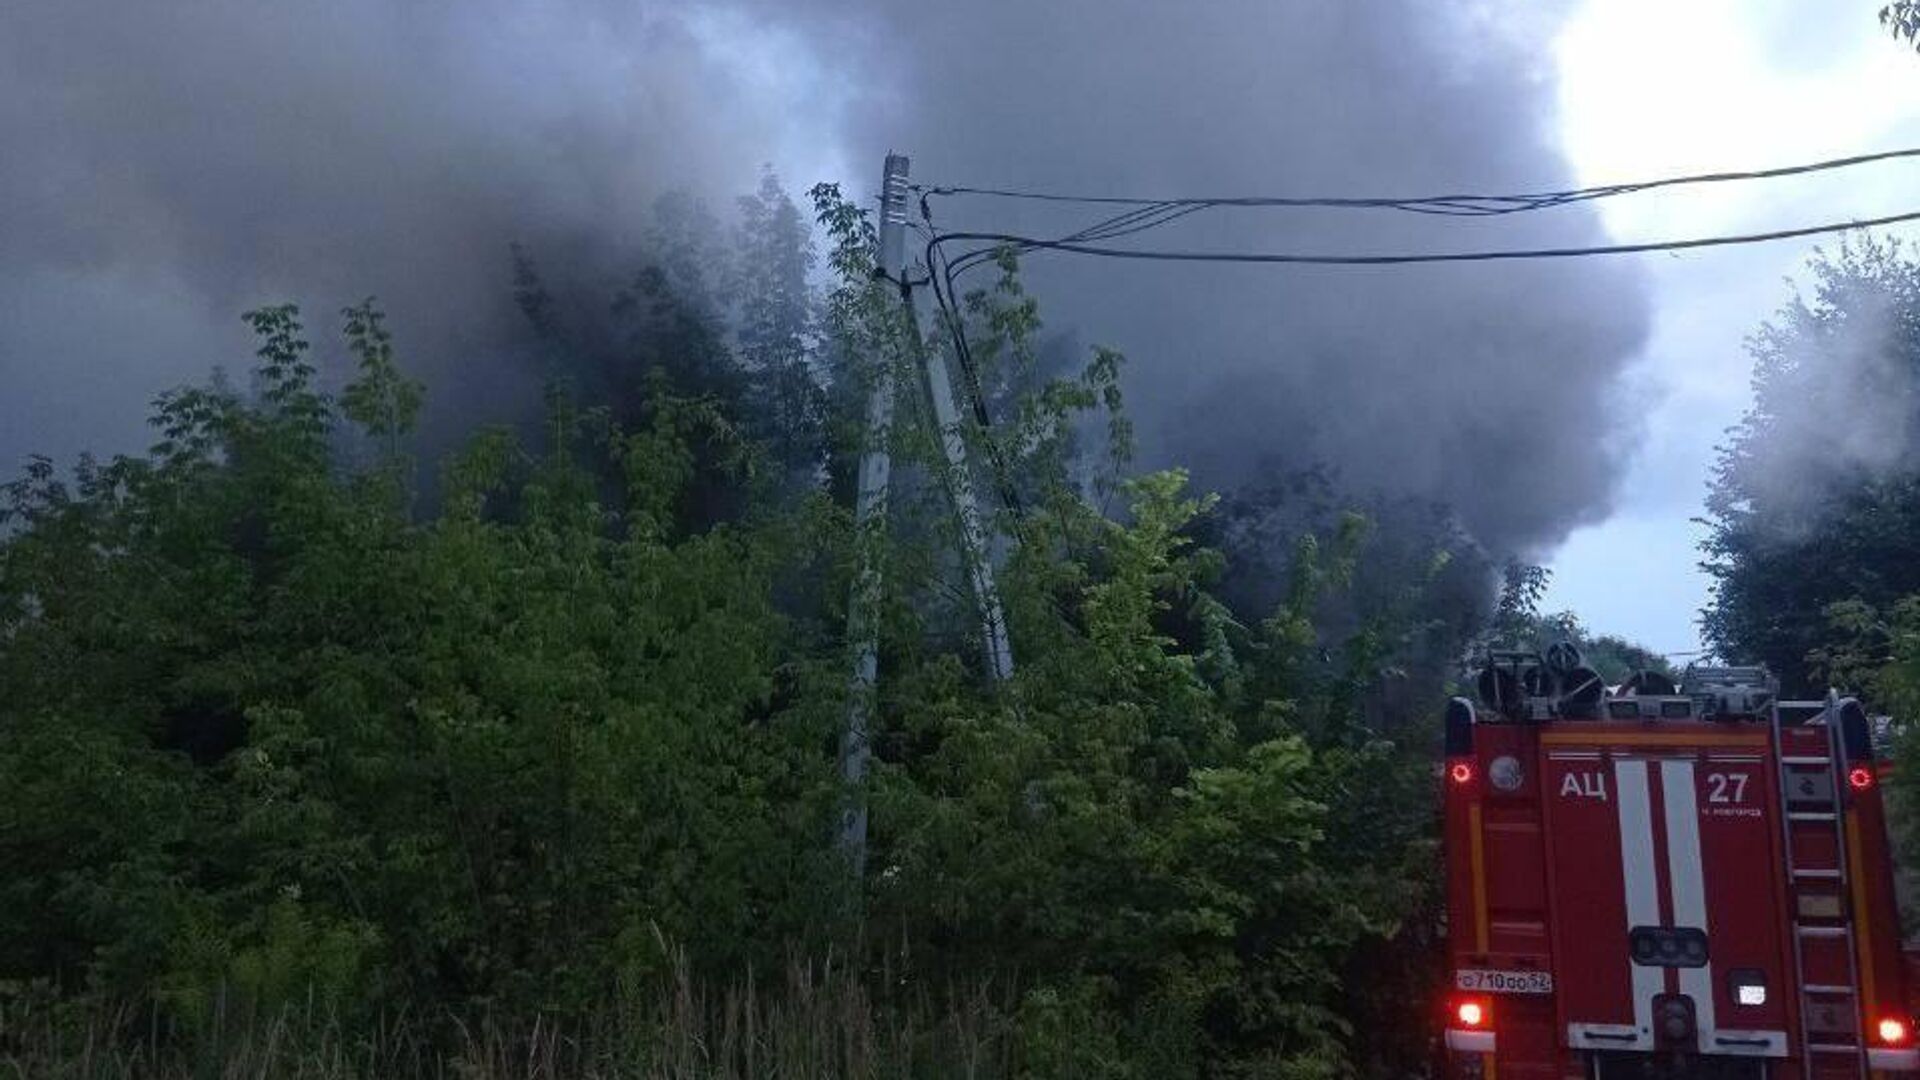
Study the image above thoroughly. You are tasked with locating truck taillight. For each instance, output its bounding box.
[1879,1017,1910,1045]
[1455,997,1490,1028]
[1850,767,1876,791]
[1449,761,1475,785]
[1445,995,1497,1054]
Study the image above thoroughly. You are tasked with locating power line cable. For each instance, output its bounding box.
[913,147,1920,530]
[920,195,1218,527]
[924,146,1920,289]
[915,191,1027,526]
[927,206,1920,268]
[925,192,1568,515]
[916,145,1920,214]
[924,146,1920,290]
[922,192,1206,514]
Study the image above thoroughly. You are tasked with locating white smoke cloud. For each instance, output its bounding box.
[1731,240,1920,531]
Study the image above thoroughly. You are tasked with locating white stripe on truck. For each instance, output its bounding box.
[1661,759,1718,1042]
[1615,759,1660,1047]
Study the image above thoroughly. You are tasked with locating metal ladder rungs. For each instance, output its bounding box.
[1777,695,1869,1080]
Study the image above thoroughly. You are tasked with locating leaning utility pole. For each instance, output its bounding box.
[838,152,1016,881]
[907,285,1014,680]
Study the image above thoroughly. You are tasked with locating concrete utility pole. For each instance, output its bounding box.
[903,268,1014,682]
[837,154,907,879]
[838,152,1016,881]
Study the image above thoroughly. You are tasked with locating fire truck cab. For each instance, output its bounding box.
[1443,651,1914,1080]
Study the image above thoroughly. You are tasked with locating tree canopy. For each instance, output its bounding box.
[0,176,1477,1077]
[1702,237,1920,694]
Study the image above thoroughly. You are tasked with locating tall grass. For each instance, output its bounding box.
[0,951,1025,1079]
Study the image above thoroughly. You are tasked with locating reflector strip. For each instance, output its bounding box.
[1709,1030,1789,1057]
[1544,731,1770,748]
[1848,809,1877,1032]
[1469,802,1489,952]
[1616,760,1661,1041]
[1661,759,1716,1041]
[1445,1029,1496,1053]
[1868,1047,1920,1071]
[1568,1022,1644,1049]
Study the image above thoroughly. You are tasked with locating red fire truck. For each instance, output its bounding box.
[1443,650,1915,1080]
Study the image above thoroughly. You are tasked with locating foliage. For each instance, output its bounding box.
[1702,237,1920,693]
[1578,633,1677,684]
[0,177,1456,1078]
[0,300,846,1017]
[1491,560,1550,646]
[731,167,825,491]
[1472,562,1672,683]
[0,954,1023,1079]
[1810,595,1920,934]
[1702,236,1920,930]
[1200,468,1493,746]
[1884,2,1920,52]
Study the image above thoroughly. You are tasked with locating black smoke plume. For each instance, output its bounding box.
[0,0,1650,558]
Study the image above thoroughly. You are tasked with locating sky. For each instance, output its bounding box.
[1541,0,1920,657]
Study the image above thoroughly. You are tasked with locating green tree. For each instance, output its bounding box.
[807,183,1444,1078]
[1,178,1456,1079]
[1883,2,1920,51]
[1466,561,1673,683]
[0,301,846,1020]
[730,167,825,492]
[1702,236,1920,693]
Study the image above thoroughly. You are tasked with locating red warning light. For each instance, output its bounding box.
[1449,761,1475,785]
[1850,767,1875,791]
[1456,999,1489,1028]
[1879,1017,1910,1045]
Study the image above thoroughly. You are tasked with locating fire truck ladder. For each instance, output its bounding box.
[1775,694,1869,1080]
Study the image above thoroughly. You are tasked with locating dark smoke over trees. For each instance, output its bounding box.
[773,0,1652,558]
[1,0,1649,564]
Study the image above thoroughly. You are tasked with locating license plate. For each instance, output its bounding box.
[1455,968,1554,994]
